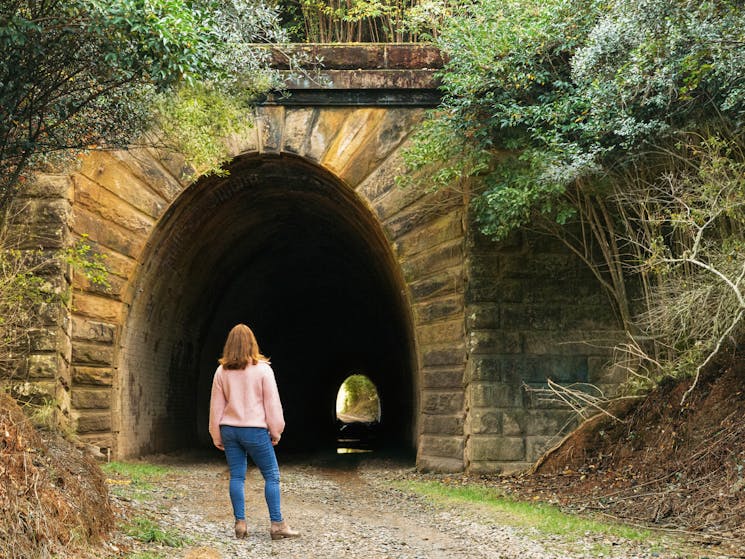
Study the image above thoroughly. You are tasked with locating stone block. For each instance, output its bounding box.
[338,108,419,187]
[282,107,316,155]
[13,221,68,249]
[414,296,463,324]
[469,382,523,408]
[72,271,125,298]
[469,410,502,434]
[72,206,145,259]
[356,149,404,205]
[401,240,462,281]
[524,409,576,436]
[71,387,111,409]
[14,198,71,225]
[73,174,156,234]
[409,270,463,301]
[25,174,74,199]
[395,211,463,258]
[305,108,353,163]
[72,316,116,344]
[468,357,504,383]
[421,345,466,367]
[419,435,464,460]
[421,367,465,389]
[72,366,113,386]
[7,380,56,403]
[417,455,464,473]
[525,435,556,462]
[500,410,526,436]
[467,253,501,277]
[37,301,67,327]
[225,126,259,157]
[76,411,112,433]
[87,247,134,283]
[29,327,69,354]
[145,147,195,187]
[421,390,464,415]
[382,191,455,241]
[466,277,524,304]
[72,293,124,323]
[418,320,463,345]
[501,304,564,331]
[75,162,165,221]
[421,414,464,436]
[467,330,522,354]
[110,148,187,200]
[522,331,611,357]
[322,108,382,178]
[469,436,525,461]
[72,342,114,367]
[78,432,114,452]
[257,106,285,153]
[27,354,65,379]
[466,304,500,330]
[500,252,576,279]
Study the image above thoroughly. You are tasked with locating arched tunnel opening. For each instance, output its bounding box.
[116,154,417,461]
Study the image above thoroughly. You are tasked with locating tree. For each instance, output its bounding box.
[402,0,745,388]
[0,0,287,209]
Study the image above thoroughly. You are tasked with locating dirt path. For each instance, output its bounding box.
[105,453,736,559]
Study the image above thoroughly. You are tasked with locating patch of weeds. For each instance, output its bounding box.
[396,480,651,542]
[125,553,167,559]
[124,517,186,547]
[102,461,172,501]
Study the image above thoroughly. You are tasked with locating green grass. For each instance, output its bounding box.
[124,553,167,559]
[398,480,650,541]
[102,461,173,500]
[123,517,186,547]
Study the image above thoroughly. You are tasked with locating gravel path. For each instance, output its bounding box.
[105,452,735,559]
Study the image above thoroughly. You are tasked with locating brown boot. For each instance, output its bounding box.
[270,520,300,540]
[234,519,247,539]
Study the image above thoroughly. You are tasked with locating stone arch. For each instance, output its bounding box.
[65,105,467,464]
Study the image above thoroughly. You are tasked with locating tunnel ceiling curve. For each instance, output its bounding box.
[117,154,416,456]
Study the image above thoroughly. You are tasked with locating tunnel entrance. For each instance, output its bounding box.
[115,154,417,459]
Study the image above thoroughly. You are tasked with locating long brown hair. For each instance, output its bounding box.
[218,324,267,369]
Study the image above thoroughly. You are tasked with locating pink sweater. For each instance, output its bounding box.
[208,361,285,447]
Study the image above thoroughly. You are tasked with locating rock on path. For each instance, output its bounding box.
[108,454,733,559]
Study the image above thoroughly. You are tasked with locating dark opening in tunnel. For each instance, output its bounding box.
[117,154,417,459]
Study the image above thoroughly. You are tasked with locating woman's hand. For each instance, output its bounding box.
[215,441,224,451]
[271,434,280,446]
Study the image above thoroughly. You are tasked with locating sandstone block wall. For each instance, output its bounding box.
[463,215,623,473]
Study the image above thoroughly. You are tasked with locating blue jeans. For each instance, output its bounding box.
[220,426,283,522]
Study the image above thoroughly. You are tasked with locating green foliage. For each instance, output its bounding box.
[336,374,380,421]
[0,235,57,378]
[402,0,745,388]
[101,461,172,484]
[63,235,109,289]
[102,460,172,499]
[0,0,286,208]
[404,0,745,239]
[123,517,186,547]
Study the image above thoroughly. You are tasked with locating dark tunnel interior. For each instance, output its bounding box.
[118,154,417,459]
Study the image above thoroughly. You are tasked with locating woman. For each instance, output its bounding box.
[209,324,300,540]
